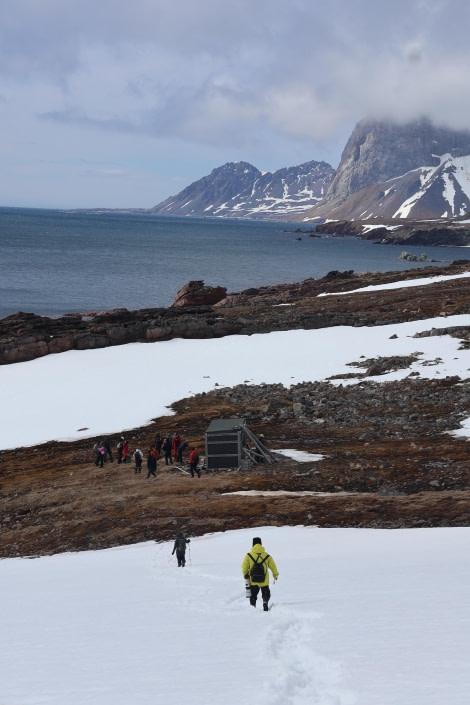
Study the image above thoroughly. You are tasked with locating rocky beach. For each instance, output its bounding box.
[2,260,470,558]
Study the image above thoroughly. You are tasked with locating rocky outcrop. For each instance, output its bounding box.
[172,280,227,307]
[315,218,470,247]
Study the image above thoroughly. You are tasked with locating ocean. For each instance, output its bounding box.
[0,206,467,320]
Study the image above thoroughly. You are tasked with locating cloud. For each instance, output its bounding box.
[1,0,470,207]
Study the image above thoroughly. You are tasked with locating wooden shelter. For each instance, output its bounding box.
[205,417,275,470]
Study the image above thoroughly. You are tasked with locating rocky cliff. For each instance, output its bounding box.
[327,118,470,202]
[301,119,470,220]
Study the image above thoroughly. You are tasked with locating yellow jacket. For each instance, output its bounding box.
[241,543,279,586]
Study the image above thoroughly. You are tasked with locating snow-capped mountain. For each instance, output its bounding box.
[302,118,470,221]
[150,119,470,221]
[150,160,335,219]
[305,153,470,220]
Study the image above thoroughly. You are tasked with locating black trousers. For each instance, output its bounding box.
[250,584,271,604]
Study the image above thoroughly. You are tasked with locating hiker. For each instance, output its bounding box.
[94,441,106,468]
[162,435,173,465]
[133,448,143,473]
[177,440,189,463]
[154,433,163,454]
[171,531,190,567]
[117,437,124,464]
[172,432,181,461]
[241,536,279,611]
[93,442,100,466]
[103,438,113,463]
[122,439,130,463]
[189,448,200,477]
[146,446,158,478]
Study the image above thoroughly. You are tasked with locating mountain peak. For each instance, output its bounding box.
[150,160,335,219]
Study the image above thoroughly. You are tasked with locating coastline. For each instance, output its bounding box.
[1,260,470,365]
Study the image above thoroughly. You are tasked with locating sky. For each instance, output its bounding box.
[1,527,469,705]
[1,271,470,451]
[1,0,470,209]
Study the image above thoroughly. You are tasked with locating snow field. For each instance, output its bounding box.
[1,313,470,450]
[1,526,470,705]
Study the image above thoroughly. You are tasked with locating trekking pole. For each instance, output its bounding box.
[188,541,192,565]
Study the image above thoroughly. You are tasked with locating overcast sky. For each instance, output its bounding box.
[1,0,469,209]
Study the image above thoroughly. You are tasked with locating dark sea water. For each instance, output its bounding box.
[0,206,468,319]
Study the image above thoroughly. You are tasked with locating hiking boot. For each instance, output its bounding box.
[263,602,269,612]
[249,596,256,607]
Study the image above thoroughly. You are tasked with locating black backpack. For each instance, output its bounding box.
[248,552,269,582]
[177,537,187,553]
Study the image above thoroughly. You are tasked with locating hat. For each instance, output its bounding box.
[252,537,261,546]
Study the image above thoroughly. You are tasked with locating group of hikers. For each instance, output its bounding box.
[171,531,279,612]
[93,432,201,478]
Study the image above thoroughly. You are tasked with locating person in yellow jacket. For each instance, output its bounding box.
[241,536,279,611]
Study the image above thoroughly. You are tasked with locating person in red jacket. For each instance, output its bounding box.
[122,439,129,463]
[189,447,200,478]
[172,433,181,461]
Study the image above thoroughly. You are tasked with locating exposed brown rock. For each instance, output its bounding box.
[172,280,227,307]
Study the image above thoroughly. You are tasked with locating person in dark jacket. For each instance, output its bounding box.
[104,438,113,463]
[94,441,106,468]
[177,440,189,463]
[146,446,158,478]
[154,433,163,454]
[134,448,143,474]
[117,437,124,464]
[162,435,173,465]
[171,531,190,567]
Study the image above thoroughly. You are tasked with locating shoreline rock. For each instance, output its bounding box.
[1,261,470,365]
[315,218,470,246]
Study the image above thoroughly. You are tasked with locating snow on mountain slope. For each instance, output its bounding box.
[150,160,335,219]
[303,153,470,221]
[394,154,470,218]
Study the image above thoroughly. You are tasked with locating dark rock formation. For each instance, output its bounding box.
[315,218,470,247]
[172,280,227,307]
[324,118,470,204]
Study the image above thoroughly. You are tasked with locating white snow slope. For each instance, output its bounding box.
[1,312,470,451]
[1,526,470,705]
